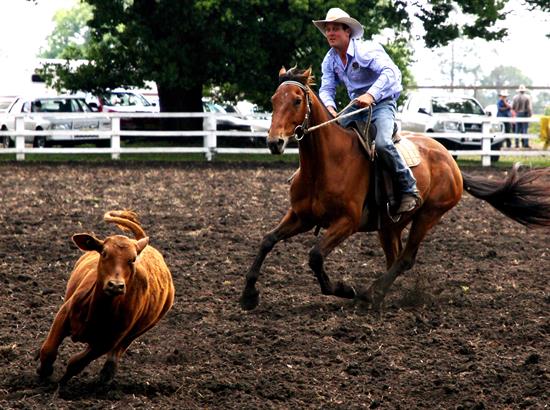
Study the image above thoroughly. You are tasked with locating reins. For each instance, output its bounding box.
[278,80,373,139]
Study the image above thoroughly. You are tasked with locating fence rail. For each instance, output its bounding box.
[0,112,547,165]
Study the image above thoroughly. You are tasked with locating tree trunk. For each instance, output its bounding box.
[157,83,204,131]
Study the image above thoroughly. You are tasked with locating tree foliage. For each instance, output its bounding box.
[38,2,93,59]
[39,0,546,113]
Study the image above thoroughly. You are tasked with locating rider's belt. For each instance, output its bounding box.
[375,96,394,105]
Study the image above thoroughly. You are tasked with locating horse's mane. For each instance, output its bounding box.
[278,66,341,121]
[278,67,316,87]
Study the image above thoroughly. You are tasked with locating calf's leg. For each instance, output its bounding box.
[37,305,70,379]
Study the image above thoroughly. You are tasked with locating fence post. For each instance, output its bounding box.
[203,113,217,161]
[15,116,25,161]
[481,121,491,167]
[111,117,121,160]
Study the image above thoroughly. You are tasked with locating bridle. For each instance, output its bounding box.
[277,80,373,141]
[277,80,312,141]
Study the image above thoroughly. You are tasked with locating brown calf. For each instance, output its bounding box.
[37,210,175,386]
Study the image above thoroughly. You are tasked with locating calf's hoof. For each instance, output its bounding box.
[240,287,260,311]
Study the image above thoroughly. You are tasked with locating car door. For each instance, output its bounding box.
[401,94,432,132]
[70,98,100,140]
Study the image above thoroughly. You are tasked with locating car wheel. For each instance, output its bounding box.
[491,143,502,163]
[1,127,12,148]
[33,135,48,148]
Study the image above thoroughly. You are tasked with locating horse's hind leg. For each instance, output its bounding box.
[378,227,403,270]
[309,216,357,299]
[240,209,312,310]
[362,211,443,308]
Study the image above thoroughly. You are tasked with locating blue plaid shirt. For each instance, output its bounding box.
[319,38,402,109]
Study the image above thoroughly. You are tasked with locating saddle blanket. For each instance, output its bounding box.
[395,137,421,167]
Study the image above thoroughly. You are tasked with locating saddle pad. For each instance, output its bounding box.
[395,137,421,167]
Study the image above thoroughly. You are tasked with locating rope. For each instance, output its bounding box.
[306,104,372,133]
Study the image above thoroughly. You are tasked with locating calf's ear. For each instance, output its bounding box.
[72,234,104,252]
[136,236,149,254]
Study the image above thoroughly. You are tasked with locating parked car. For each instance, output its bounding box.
[0,97,14,112]
[0,95,111,148]
[203,101,253,131]
[96,89,159,113]
[203,100,269,147]
[399,92,506,154]
[224,103,271,132]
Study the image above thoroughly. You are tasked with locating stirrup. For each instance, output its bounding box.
[387,202,401,223]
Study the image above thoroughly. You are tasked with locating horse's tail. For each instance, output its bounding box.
[104,210,147,240]
[461,164,550,228]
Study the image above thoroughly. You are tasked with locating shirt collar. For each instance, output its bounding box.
[329,38,355,67]
[346,38,355,58]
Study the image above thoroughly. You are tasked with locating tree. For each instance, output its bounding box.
[38,2,93,59]
[477,65,532,107]
[41,0,545,114]
[45,1,410,114]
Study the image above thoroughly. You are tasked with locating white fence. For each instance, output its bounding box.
[0,113,547,166]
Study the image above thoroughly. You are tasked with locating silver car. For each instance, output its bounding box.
[399,92,506,153]
[0,95,111,148]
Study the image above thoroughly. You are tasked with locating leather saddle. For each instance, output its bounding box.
[349,120,421,229]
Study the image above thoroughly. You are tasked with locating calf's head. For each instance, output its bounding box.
[72,233,149,297]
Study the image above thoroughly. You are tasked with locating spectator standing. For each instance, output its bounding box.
[512,84,533,148]
[497,90,513,148]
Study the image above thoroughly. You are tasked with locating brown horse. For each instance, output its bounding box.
[240,67,550,311]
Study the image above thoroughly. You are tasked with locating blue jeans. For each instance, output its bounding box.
[339,99,418,195]
[515,111,530,147]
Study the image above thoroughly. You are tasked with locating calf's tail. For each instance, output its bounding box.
[104,210,147,239]
[461,164,550,228]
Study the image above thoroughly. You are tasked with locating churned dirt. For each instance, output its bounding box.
[0,161,548,409]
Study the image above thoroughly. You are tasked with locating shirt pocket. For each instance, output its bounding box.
[348,62,368,83]
[334,66,344,82]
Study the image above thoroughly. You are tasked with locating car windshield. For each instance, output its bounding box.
[104,92,151,107]
[0,100,13,111]
[203,102,227,114]
[30,98,93,113]
[432,97,484,115]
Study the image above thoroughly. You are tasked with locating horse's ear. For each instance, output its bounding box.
[279,66,287,76]
[304,67,315,86]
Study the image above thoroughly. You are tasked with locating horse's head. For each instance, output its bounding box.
[267,67,314,154]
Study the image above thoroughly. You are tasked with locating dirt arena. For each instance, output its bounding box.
[0,161,548,409]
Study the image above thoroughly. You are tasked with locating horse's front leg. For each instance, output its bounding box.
[309,216,357,299]
[240,209,312,310]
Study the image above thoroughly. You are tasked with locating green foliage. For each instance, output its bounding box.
[476,65,533,107]
[45,0,542,113]
[39,2,93,59]
[414,0,508,48]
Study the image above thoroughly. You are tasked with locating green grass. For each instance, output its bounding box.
[0,152,301,163]
[0,138,548,166]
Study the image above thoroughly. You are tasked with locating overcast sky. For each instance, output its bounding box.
[0,0,549,96]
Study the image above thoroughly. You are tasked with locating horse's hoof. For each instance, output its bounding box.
[333,281,356,299]
[240,288,260,311]
[99,360,116,385]
[354,287,372,305]
[354,286,385,311]
[37,363,53,380]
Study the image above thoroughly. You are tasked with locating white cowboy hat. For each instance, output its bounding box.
[498,90,509,97]
[312,8,364,39]
[517,84,528,92]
